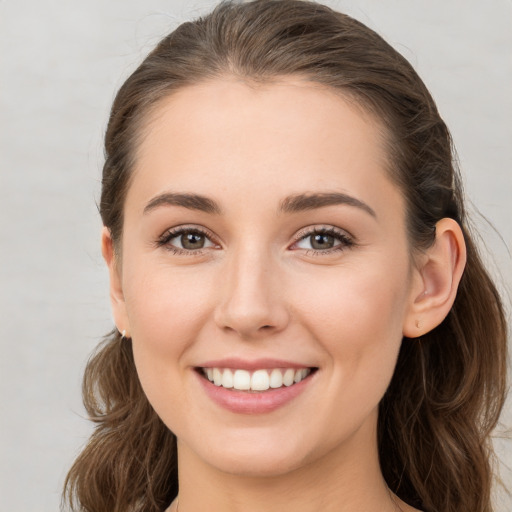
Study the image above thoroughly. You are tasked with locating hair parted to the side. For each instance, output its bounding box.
[63,2,508,511]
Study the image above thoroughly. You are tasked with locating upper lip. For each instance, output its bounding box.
[197,358,315,371]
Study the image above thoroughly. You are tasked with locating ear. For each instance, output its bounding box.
[101,226,130,337]
[403,218,467,338]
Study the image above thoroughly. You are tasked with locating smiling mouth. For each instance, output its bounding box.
[198,367,317,392]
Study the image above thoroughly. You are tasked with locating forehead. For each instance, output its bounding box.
[126,77,402,221]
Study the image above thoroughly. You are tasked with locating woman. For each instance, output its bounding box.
[63,1,508,511]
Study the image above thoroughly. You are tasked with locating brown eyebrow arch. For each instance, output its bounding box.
[279,192,376,217]
[143,191,375,218]
[143,192,222,215]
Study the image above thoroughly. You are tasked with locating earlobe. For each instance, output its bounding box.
[101,227,130,335]
[403,218,466,338]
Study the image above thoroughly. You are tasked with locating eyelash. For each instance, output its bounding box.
[291,226,355,255]
[156,226,217,255]
[156,225,355,256]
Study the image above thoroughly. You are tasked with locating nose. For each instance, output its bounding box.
[213,247,290,339]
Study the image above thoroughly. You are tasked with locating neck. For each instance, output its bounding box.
[174,416,405,512]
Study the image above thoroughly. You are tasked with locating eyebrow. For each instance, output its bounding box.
[143,190,376,218]
[143,192,222,215]
[279,192,376,218]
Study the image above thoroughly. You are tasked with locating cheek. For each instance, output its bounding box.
[298,262,408,336]
[121,258,215,396]
[293,259,410,388]
[124,259,208,339]
[120,262,216,426]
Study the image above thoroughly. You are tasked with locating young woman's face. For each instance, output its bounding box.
[112,78,422,477]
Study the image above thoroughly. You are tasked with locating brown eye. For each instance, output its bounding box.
[181,232,206,250]
[159,227,216,253]
[293,227,354,254]
[310,233,336,250]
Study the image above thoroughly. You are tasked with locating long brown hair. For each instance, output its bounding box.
[63,2,508,511]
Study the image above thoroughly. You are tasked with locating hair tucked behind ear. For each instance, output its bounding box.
[379,232,508,511]
[63,2,508,511]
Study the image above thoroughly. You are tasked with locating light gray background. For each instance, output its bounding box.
[1,1,510,510]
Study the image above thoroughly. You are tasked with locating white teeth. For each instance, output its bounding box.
[221,368,234,388]
[213,368,222,386]
[202,367,312,391]
[251,370,270,391]
[283,368,295,386]
[269,368,283,388]
[233,369,251,390]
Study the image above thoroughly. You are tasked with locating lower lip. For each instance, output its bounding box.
[196,371,315,414]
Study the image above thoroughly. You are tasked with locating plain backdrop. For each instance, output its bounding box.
[0,1,510,510]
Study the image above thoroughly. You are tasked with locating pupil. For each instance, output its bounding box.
[182,233,205,250]
[311,233,334,250]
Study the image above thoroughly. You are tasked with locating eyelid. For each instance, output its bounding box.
[155,224,355,255]
[289,225,355,253]
[291,224,354,243]
[156,224,221,253]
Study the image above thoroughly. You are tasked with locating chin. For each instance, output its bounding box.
[209,449,307,478]
[182,426,328,479]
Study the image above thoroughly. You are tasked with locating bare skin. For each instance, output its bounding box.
[103,78,465,512]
